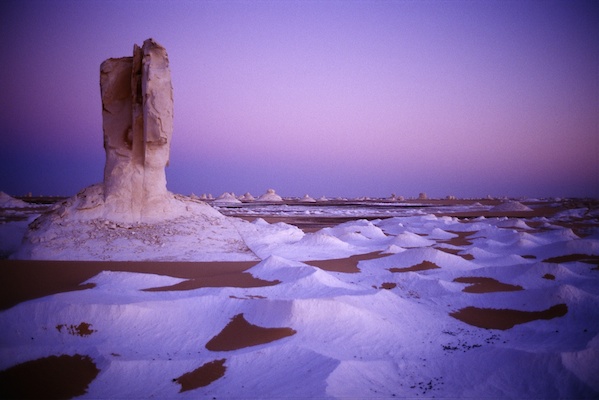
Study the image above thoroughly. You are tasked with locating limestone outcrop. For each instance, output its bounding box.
[101,38,174,221]
[31,38,186,224]
[14,39,257,260]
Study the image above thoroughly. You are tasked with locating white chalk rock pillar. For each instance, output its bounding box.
[100,38,173,221]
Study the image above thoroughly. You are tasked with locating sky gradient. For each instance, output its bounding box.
[1,0,597,199]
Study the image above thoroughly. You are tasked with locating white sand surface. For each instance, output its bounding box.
[0,199,598,398]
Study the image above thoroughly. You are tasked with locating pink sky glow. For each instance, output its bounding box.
[1,0,597,198]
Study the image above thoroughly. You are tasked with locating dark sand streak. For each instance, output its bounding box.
[438,231,478,247]
[435,247,475,260]
[450,304,568,330]
[543,254,599,266]
[175,359,227,392]
[306,251,385,273]
[0,259,273,310]
[56,322,96,337]
[143,272,279,292]
[0,354,99,399]
[206,313,296,352]
[453,277,523,293]
[389,260,440,273]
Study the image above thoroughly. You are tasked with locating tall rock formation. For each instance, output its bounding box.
[14,39,258,261]
[101,38,173,221]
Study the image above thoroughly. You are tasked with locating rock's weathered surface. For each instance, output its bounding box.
[101,38,173,222]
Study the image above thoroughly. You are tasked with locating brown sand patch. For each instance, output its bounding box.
[450,304,568,330]
[143,273,278,292]
[438,231,477,247]
[379,282,397,290]
[56,322,96,337]
[453,277,523,293]
[0,259,274,310]
[542,273,556,280]
[174,359,226,392]
[0,354,99,399]
[543,254,599,266]
[306,251,385,273]
[435,247,475,260]
[389,260,440,273]
[205,313,296,352]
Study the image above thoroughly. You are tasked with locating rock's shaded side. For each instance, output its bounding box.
[101,38,173,221]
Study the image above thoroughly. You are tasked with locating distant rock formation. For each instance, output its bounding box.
[256,189,283,202]
[490,201,533,212]
[299,194,316,203]
[214,192,242,204]
[241,192,255,201]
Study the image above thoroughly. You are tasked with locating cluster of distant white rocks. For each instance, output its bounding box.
[190,190,534,206]
[193,190,328,204]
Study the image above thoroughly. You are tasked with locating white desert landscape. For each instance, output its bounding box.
[1,38,598,399]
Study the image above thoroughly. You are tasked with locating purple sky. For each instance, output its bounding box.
[1,0,597,199]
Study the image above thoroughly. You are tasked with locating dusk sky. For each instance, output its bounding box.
[1,0,597,199]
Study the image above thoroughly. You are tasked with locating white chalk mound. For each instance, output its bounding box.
[490,201,533,212]
[299,194,316,203]
[257,188,283,202]
[214,192,242,204]
[241,192,255,201]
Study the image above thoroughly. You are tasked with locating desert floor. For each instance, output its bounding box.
[1,197,598,398]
